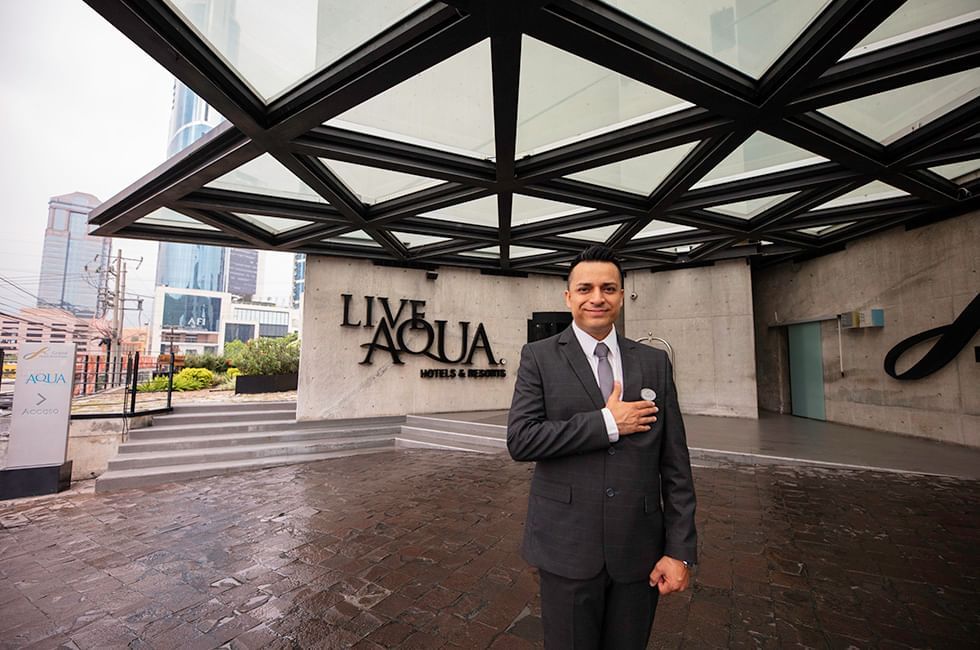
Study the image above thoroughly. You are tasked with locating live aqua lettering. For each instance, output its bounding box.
[26,373,68,384]
[341,294,500,366]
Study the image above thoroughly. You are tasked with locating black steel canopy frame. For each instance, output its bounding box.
[84,0,980,276]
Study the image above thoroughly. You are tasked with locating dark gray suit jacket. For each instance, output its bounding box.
[507,327,697,583]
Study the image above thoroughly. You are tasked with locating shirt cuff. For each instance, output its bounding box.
[601,407,619,443]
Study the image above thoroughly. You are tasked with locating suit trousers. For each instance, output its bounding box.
[539,565,659,649]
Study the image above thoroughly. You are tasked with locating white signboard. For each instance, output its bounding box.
[6,343,76,469]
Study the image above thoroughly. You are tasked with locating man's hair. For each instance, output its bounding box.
[567,245,625,286]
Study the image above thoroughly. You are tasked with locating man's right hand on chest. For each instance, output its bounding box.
[605,381,658,435]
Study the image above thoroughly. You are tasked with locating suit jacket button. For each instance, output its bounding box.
[606,488,616,498]
[608,447,616,455]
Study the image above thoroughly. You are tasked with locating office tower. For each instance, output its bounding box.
[226,248,258,297]
[156,0,241,294]
[36,192,111,318]
[291,254,306,309]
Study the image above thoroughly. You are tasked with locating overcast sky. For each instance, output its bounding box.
[0,0,294,327]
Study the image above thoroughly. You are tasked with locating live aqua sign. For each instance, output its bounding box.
[340,294,506,379]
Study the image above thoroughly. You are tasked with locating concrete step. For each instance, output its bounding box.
[169,400,296,414]
[119,425,400,453]
[405,415,506,439]
[151,408,297,426]
[108,435,394,470]
[129,419,301,440]
[131,415,402,441]
[396,426,505,454]
[95,447,394,493]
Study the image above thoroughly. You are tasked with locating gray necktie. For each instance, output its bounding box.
[595,342,613,402]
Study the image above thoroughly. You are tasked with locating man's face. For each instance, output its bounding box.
[565,261,624,340]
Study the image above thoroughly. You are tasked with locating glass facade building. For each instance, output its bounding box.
[291,254,305,309]
[226,248,258,297]
[156,0,248,295]
[37,192,111,318]
[155,242,226,292]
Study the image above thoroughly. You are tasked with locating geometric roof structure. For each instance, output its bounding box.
[85,1,980,276]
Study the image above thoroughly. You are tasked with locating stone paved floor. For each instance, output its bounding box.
[1,450,978,649]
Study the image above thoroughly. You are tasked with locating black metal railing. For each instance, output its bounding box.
[71,351,175,419]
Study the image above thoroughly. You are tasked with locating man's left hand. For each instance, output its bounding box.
[648,556,690,595]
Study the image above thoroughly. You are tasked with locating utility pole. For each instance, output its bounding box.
[102,250,142,388]
[110,250,123,385]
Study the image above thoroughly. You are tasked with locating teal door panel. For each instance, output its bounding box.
[788,322,826,420]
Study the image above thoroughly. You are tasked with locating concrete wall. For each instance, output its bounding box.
[0,415,152,480]
[298,257,567,420]
[753,212,979,447]
[67,416,152,480]
[300,256,762,421]
[625,260,759,418]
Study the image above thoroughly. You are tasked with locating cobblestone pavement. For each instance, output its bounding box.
[1,451,977,649]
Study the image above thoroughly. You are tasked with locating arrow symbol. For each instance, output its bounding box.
[36,393,47,406]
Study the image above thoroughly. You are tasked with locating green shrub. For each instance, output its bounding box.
[212,372,237,392]
[177,367,216,389]
[223,340,246,368]
[183,352,229,373]
[136,376,170,392]
[136,367,216,392]
[235,336,300,376]
[226,367,241,379]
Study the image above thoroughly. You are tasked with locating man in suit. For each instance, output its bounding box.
[507,245,697,649]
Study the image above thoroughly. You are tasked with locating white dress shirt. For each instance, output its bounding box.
[570,322,623,442]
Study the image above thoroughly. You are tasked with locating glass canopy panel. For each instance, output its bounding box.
[135,208,219,231]
[511,194,592,227]
[693,132,826,188]
[321,159,442,205]
[164,0,428,101]
[516,37,691,157]
[460,245,555,259]
[207,154,327,203]
[420,196,497,228]
[390,232,449,248]
[604,0,833,79]
[705,192,798,219]
[819,68,980,145]
[560,224,623,242]
[566,142,699,195]
[323,230,381,247]
[799,221,856,236]
[234,213,311,235]
[845,0,980,59]
[813,181,908,210]
[327,40,495,158]
[632,220,696,240]
[929,160,980,183]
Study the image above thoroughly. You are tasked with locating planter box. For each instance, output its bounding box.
[235,372,298,394]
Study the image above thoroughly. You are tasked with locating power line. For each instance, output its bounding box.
[0,275,42,301]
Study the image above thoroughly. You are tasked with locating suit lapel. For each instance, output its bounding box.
[620,338,644,402]
[558,327,605,409]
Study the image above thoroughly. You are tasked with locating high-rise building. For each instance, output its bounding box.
[291,254,306,309]
[156,1,246,295]
[36,192,111,318]
[155,241,226,292]
[156,78,254,294]
[226,248,258,298]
